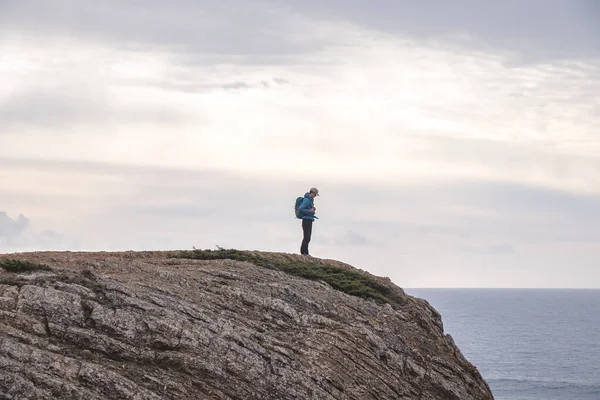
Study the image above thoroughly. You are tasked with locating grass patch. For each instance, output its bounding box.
[170,249,394,304]
[0,259,53,273]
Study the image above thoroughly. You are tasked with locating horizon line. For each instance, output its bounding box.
[405,287,600,290]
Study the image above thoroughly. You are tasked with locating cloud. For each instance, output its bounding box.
[4,0,598,64]
[0,86,190,130]
[487,244,515,255]
[331,231,382,247]
[0,1,325,62]
[1,3,598,194]
[456,243,515,255]
[0,212,29,238]
[0,210,72,252]
[222,81,252,91]
[287,0,600,62]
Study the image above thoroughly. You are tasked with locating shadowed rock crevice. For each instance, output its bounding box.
[0,250,494,399]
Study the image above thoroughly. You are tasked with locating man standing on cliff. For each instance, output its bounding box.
[299,188,319,256]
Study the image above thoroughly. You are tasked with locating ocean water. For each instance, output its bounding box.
[404,289,600,400]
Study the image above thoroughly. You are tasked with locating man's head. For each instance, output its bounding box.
[309,188,319,199]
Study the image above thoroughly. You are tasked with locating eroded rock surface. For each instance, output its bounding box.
[0,251,493,399]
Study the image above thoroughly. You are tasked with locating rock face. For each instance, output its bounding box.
[0,251,494,399]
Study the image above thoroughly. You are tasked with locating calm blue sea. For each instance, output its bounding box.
[405,289,600,400]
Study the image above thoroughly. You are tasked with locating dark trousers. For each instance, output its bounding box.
[301,219,313,255]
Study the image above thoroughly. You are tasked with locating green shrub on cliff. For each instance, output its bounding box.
[0,259,53,273]
[170,248,393,304]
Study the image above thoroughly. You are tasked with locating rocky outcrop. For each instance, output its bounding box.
[0,251,493,399]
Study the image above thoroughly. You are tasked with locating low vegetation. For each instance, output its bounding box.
[171,248,394,304]
[0,259,53,273]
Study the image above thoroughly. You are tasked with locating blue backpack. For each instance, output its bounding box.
[294,197,304,219]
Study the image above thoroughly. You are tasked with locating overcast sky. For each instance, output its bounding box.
[1,0,599,288]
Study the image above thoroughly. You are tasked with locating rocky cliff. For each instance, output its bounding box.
[0,250,494,400]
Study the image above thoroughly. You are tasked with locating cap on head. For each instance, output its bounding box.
[309,187,320,196]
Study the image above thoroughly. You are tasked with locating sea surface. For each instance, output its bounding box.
[404,289,600,400]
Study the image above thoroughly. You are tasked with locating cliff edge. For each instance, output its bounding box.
[0,250,494,399]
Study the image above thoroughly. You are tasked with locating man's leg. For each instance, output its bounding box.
[301,219,313,255]
[300,219,308,254]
